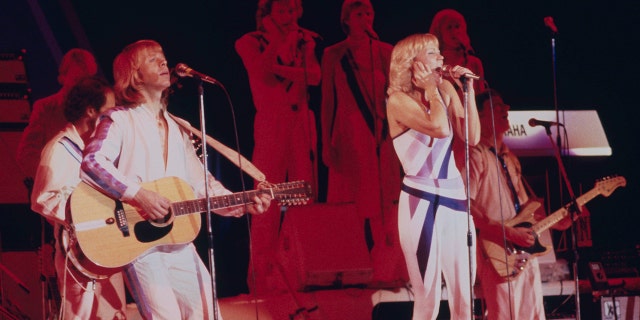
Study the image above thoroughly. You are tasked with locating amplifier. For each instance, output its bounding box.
[601,296,640,320]
[0,51,31,124]
[0,98,31,123]
[0,51,29,84]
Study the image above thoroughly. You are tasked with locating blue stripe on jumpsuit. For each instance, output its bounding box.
[402,184,467,280]
[401,140,465,280]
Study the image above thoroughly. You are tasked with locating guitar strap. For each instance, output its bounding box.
[59,136,83,163]
[489,147,521,213]
[168,113,267,183]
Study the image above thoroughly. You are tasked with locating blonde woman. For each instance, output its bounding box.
[386,33,480,319]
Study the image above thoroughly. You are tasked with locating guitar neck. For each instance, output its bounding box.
[532,187,599,234]
[171,189,267,216]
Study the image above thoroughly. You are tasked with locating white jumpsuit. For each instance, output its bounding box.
[393,127,476,320]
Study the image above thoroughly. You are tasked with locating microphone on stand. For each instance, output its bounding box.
[456,35,475,55]
[297,28,322,43]
[437,65,481,80]
[365,26,379,40]
[460,44,476,56]
[175,63,219,85]
[528,118,564,128]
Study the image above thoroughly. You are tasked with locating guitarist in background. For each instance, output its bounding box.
[80,40,272,319]
[467,89,571,319]
[31,76,126,319]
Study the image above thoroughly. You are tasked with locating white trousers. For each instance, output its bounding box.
[124,244,220,319]
[398,190,476,320]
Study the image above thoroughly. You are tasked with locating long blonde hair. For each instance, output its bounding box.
[429,9,467,40]
[388,33,439,95]
[112,39,168,107]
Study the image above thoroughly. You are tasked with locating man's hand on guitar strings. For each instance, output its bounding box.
[131,188,171,220]
[508,226,535,247]
[246,193,272,215]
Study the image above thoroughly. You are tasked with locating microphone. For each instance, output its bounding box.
[365,26,379,40]
[297,28,322,41]
[528,118,564,128]
[437,65,480,80]
[456,34,475,55]
[174,63,218,85]
[544,16,559,33]
[460,44,475,56]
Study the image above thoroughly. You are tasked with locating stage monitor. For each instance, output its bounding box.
[503,110,611,157]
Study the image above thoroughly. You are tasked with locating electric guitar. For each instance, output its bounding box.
[481,176,626,279]
[67,176,312,278]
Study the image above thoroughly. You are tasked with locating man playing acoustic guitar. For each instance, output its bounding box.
[466,89,572,319]
[80,40,272,319]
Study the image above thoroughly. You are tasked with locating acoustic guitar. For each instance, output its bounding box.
[67,176,312,278]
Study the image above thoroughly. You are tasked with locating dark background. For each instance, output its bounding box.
[1,0,639,296]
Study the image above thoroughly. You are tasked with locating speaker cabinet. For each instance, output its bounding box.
[279,203,373,291]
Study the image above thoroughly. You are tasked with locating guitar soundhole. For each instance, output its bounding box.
[134,221,173,243]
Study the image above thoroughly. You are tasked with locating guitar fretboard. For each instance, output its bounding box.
[171,189,267,216]
[532,188,600,234]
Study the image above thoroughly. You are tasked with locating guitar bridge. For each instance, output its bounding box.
[513,250,530,272]
[114,201,130,237]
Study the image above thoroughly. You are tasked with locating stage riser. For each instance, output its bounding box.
[372,294,616,320]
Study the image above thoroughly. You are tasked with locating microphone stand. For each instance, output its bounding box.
[542,125,582,320]
[461,78,475,319]
[548,25,581,319]
[550,32,561,150]
[195,78,220,319]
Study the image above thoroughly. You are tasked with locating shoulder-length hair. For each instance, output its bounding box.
[388,33,439,95]
[112,39,168,107]
[428,9,467,41]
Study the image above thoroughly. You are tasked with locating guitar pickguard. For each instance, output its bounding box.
[134,221,174,243]
[512,221,549,256]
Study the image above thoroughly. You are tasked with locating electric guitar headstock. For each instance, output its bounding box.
[595,175,627,197]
